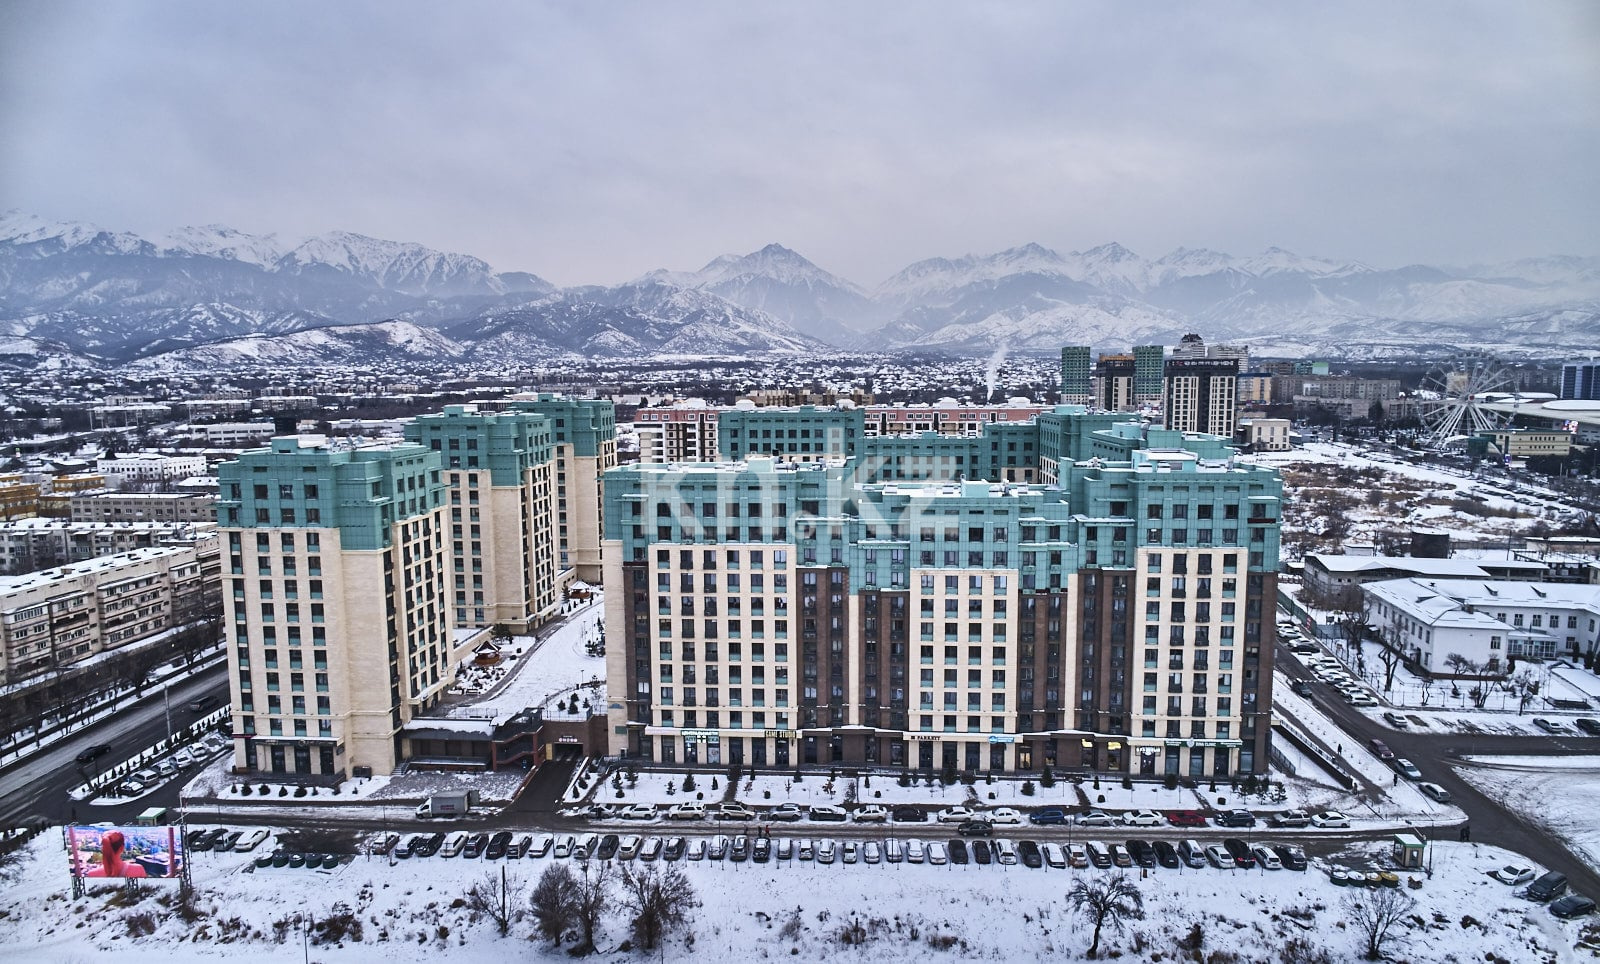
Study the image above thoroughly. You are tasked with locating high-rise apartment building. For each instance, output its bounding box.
[602,409,1280,777]
[1060,346,1092,405]
[404,405,560,631]
[1164,357,1240,437]
[217,436,454,778]
[1561,359,1600,401]
[508,394,617,585]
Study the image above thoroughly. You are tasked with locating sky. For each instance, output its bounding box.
[2,1,1596,287]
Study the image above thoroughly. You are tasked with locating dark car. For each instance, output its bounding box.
[893,805,927,823]
[1165,810,1208,828]
[1153,840,1181,869]
[1272,844,1308,871]
[957,819,994,837]
[463,833,490,859]
[485,831,512,860]
[1527,872,1568,902]
[1029,807,1068,825]
[1216,809,1257,828]
[597,834,622,861]
[1223,838,1256,868]
[1550,894,1596,919]
[1018,839,1043,869]
[1126,839,1157,868]
[1575,718,1600,737]
[949,840,970,864]
[971,840,993,864]
[75,743,112,764]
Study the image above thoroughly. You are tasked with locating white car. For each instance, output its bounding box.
[851,804,889,823]
[987,807,1024,825]
[667,802,705,820]
[233,829,270,852]
[1121,809,1163,827]
[1493,865,1535,885]
[1310,810,1350,829]
[935,806,977,824]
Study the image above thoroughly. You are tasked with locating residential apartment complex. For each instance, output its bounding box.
[603,407,1282,777]
[0,537,220,685]
[217,436,457,777]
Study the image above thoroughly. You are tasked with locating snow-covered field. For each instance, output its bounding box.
[1452,754,1600,873]
[0,830,1592,962]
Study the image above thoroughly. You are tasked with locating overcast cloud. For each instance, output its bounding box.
[2,1,1596,286]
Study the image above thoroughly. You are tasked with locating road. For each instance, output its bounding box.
[0,663,229,829]
[1274,639,1600,900]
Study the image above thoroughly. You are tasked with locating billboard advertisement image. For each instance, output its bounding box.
[67,825,185,880]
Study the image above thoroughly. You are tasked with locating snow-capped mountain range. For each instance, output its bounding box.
[3,209,1596,370]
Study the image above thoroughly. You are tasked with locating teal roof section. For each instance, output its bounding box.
[217,437,444,551]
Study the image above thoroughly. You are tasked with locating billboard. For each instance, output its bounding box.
[67,825,185,880]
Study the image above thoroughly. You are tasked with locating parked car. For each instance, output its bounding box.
[1393,758,1422,780]
[1418,782,1452,803]
[1252,845,1283,870]
[1526,872,1569,902]
[1310,810,1351,829]
[1205,845,1236,869]
[936,806,978,824]
[769,803,804,822]
[1165,810,1208,828]
[1029,807,1068,825]
[852,804,889,823]
[1532,718,1570,735]
[1549,894,1596,919]
[1223,838,1256,868]
[667,802,706,820]
[715,803,755,821]
[640,836,664,861]
[1122,809,1163,827]
[957,819,994,837]
[1368,738,1395,761]
[1076,809,1116,827]
[1215,809,1257,828]
[893,805,927,823]
[1269,809,1311,828]
[1493,865,1536,885]
[927,841,949,865]
[75,743,113,764]
[816,840,836,864]
[810,804,849,822]
[947,840,968,865]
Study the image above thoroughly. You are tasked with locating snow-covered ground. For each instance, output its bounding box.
[0,829,1591,962]
[1452,754,1600,873]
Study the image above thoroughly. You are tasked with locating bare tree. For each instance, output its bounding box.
[570,859,614,955]
[468,866,524,937]
[1345,883,1413,959]
[1504,668,1542,716]
[1067,872,1145,958]
[617,862,698,950]
[529,863,577,947]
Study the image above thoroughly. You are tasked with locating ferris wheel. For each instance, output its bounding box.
[1418,353,1512,450]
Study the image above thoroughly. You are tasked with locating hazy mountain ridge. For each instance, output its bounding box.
[3,210,1596,365]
